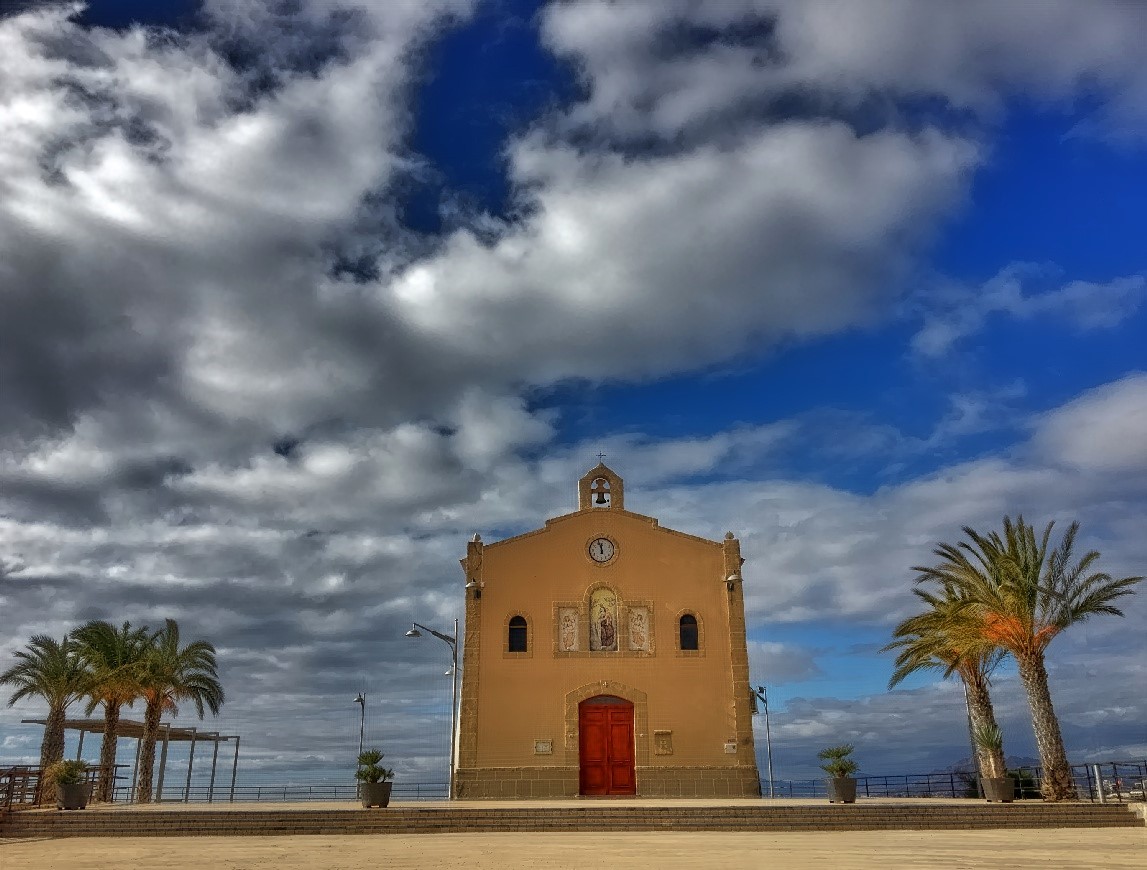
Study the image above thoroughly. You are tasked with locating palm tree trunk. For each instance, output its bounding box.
[964,678,1006,780]
[135,698,163,803]
[1016,652,1076,801]
[39,704,68,804]
[96,702,121,802]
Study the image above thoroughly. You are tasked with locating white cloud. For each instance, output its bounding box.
[912,264,1146,357]
[748,640,824,686]
[1033,373,1147,473]
[384,124,974,386]
[543,0,1147,141]
[0,0,980,454]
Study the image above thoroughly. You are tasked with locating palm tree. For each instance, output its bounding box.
[72,620,151,802]
[883,587,1008,784]
[916,516,1143,801]
[134,619,224,803]
[0,634,90,800]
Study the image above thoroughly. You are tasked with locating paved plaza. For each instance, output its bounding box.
[3,799,1144,869]
[1,827,1144,869]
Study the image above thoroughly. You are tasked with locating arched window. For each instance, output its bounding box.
[679,614,698,651]
[508,615,528,652]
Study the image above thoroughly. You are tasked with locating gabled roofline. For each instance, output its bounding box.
[482,507,723,549]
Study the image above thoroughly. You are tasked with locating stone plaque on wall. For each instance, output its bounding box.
[654,730,673,756]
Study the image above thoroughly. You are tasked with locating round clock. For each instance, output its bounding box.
[588,537,616,563]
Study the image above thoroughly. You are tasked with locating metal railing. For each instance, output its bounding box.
[2,764,131,811]
[8,761,1142,807]
[761,759,1147,801]
[1,766,43,811]
[112,781,451,803]
[1073,761,1146,803]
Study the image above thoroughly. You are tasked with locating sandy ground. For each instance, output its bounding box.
[2,828,1145,869]
[4,801,1143,868]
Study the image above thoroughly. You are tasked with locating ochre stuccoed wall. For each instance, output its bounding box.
[454,465,760,798]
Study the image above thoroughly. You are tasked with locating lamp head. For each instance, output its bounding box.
[405,626,422,638]
[354,693,365,705]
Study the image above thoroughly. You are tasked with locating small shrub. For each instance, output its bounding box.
[973,725,1007,779]
[44,759,88,786]
[355,749,394,783]
[817,744,860,778]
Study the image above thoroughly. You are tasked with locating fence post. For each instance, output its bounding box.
[1093,765,1105,803]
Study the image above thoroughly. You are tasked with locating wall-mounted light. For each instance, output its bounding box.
[726,574,742,591]
[465,579,484,599]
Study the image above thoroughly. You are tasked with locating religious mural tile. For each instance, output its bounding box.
[627,606,650,652]
[558,607,579,652]
[589,588,618,651]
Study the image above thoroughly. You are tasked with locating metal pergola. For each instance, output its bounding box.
[22,718,241,802]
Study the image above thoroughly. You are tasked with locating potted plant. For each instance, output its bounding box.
[818,744,859,803]
[973,725,1015,803]
[45,759,91,810]
[355,749,394,808]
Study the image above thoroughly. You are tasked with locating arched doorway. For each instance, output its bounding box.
[578,695,636,796]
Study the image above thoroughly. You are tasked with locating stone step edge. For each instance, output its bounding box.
[5,823,1141,838]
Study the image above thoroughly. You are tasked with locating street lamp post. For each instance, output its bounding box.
[353,692,366,757]
[752,685,776,798]
[405,619,459,799]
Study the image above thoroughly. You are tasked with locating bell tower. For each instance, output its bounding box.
[578,462,624,511]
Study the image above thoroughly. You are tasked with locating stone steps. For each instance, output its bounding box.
[2,803,1142,838]
[4,802,1142,839]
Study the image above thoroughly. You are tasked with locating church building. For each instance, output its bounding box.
[454,464,761,798]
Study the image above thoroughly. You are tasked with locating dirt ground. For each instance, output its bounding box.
[2,828,1144,870]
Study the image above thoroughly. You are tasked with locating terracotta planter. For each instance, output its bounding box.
[56,782,91,810]
[981,776,1015,803]
[360,781,393,808]
[827,777,857,804]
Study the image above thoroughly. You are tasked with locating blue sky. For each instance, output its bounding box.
[1,0,1144,783]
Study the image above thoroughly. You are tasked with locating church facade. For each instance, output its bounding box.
[454,464,761,798]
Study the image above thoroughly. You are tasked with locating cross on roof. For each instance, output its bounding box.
[596,451,607,462]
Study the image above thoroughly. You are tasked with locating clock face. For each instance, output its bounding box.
[589,537,616,563]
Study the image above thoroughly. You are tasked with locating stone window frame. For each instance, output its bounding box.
[503,610,533,658]
[675,608,705,657]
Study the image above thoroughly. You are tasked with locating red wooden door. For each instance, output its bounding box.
[578,697,636,796]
